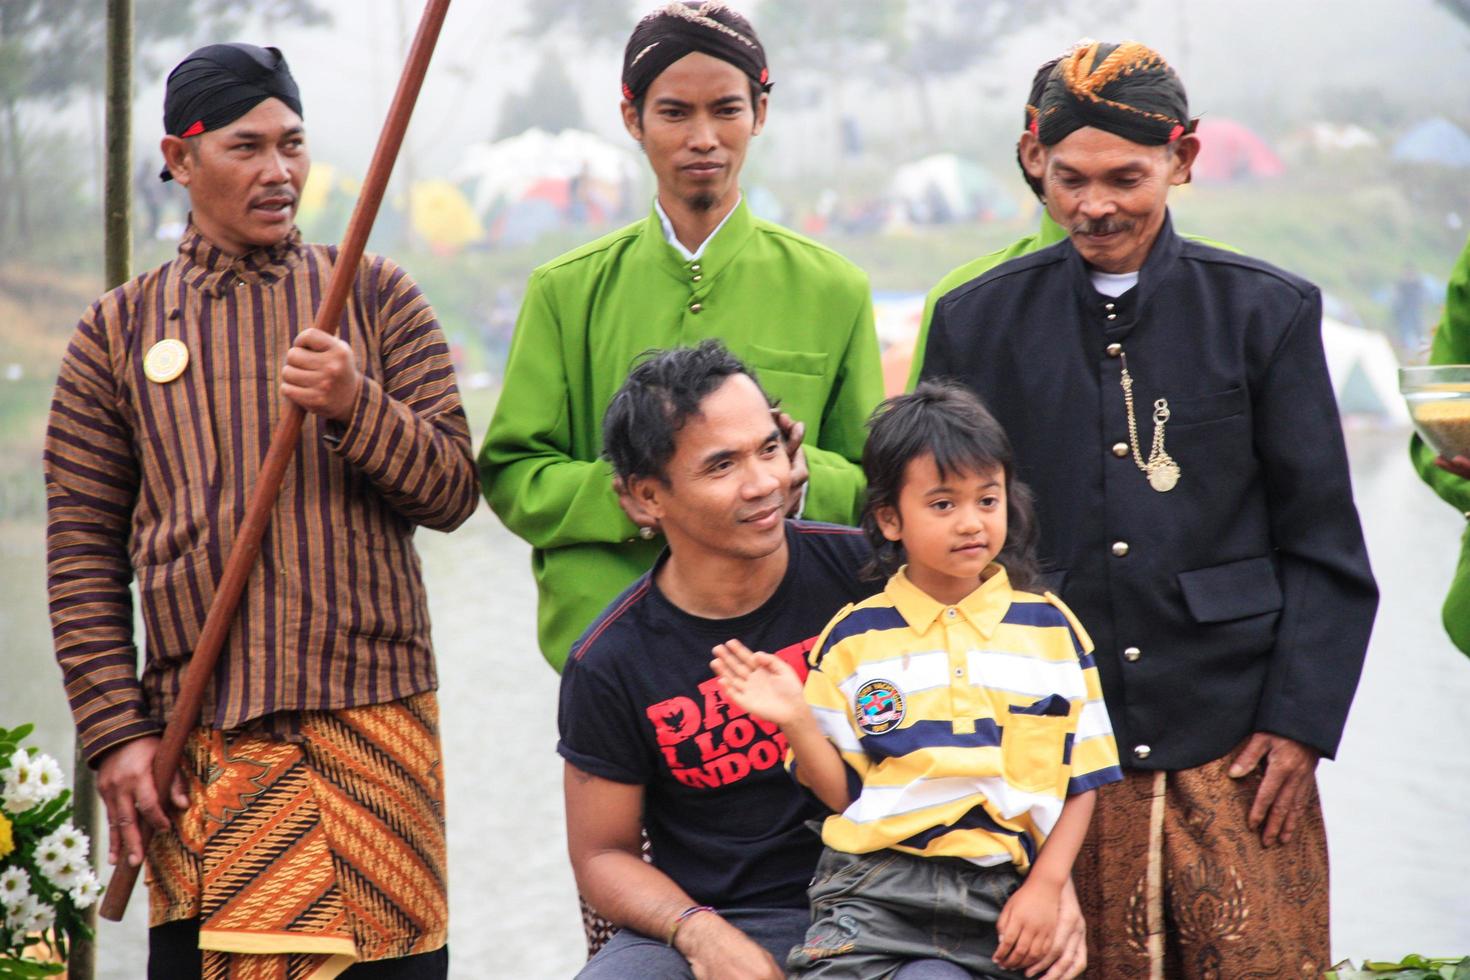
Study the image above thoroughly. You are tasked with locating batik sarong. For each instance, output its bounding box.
[147,693,448,980]
[1073,748,1329,979]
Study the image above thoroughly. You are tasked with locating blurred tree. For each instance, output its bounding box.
[1438,0,1470,28]
[517,0,636,49]
[1317,85,1406,135]
[495,52,586,139]
[758,0,1133,149]
[0,0,329,251]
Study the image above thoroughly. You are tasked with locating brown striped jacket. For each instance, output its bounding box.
[44,225,479,763]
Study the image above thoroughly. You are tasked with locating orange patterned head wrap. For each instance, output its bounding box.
[1034,41,1195,147]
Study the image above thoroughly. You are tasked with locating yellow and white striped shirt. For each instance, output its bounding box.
[798,564,1122,870]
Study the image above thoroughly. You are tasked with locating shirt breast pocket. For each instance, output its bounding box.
[1166,385,1247,427]
[1002,694,1074,794]
[743,344,831,439]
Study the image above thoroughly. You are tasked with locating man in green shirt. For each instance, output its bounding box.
[480,2,882,672]
[905,55,1069,390]
[1410,233,1470,656]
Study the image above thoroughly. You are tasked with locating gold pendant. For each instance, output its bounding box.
[144,338,189,384]
[1147,460,1180,492]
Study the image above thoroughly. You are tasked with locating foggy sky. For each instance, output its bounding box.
[115,0,1469,191]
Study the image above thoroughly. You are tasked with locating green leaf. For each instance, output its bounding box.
[14,792,70,831]
[8,725,34,743]
[0,959,66,978]
[1450,957,1470,980]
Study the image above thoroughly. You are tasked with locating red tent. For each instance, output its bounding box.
[1191,118,1286,184]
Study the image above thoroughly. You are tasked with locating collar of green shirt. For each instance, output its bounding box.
[634,195,757,285]
[884,563,1013,638]
[1037,209,1068,248]
[654,193,743,261]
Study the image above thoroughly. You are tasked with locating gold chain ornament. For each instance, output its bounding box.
[1119,352,1180,492]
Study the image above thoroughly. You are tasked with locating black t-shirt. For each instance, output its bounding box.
[558,521,875,910]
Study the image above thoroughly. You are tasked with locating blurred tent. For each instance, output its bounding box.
[298,165,482,253]
[489,197,564,248]
[887,154,1019,225]
[1321,317,1408,422]
[1191,118,1287,184]
[1303,122,1380,152]
[295,162,358,241]
[746,185,787,224]
[873,291,925,395]
[409,180,483,253]
[1391,117,1470,167]
[453,128,642,242]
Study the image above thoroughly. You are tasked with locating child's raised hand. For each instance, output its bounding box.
[711,639,805,727]
[994,877,1060,972]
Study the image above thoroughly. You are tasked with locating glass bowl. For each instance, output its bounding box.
[1401,365,1470,459]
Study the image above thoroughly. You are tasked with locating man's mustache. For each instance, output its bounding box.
[1073,217,1133,236]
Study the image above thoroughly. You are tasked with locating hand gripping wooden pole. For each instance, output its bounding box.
[99,0,452,922]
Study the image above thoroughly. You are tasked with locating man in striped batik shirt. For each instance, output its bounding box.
[43,43,477,979]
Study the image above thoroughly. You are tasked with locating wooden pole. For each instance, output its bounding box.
[74,0,133,968]
[104,0,133,291]
[98,0,453,921]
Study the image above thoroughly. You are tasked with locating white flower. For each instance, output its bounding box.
[68,871,102,910]
[39,823,89,864]
[5,893,42,933]
[1,750,42,813]
[0,867,29,910]
[20,894,55,936]
[29,754,65,805]
[42,855,88,891]
[33,838,67,882]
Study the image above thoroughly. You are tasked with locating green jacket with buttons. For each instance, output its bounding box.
[1410,233,1470,656]
[479,199,883,671]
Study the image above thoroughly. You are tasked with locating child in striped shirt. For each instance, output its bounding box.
[714,382,1121,980]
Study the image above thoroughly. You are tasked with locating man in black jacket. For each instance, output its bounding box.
[920,41,1377,979]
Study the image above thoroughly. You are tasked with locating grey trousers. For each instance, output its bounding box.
[787,847,1027,980]
[575,907,808,979]
[572,903,991,980]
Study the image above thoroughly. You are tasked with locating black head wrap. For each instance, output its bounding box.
[621,2,771,104]
[1034,41,1194,148]
[160,43,302,181]
[1018,52,1066,201]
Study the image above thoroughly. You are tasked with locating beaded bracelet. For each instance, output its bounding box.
[666,904,718,947]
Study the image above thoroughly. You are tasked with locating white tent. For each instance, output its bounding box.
[887,154,1020,224]
[1304,122,1379,151]
[452,128,642,217]
[1321,316,1409,423]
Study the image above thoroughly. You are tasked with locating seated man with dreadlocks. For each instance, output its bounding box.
[919,40,1378,978]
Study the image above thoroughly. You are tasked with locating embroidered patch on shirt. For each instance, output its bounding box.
[854,679,905,735]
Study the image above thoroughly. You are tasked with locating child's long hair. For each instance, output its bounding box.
[860,381,1044,591]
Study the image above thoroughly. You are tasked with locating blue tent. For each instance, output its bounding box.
[1392,117,1470,167]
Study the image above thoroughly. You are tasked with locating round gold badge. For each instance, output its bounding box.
[144,338,189,384]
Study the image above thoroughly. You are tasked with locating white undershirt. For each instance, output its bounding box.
[655,194,741,260]
[1090,269,1139,297]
